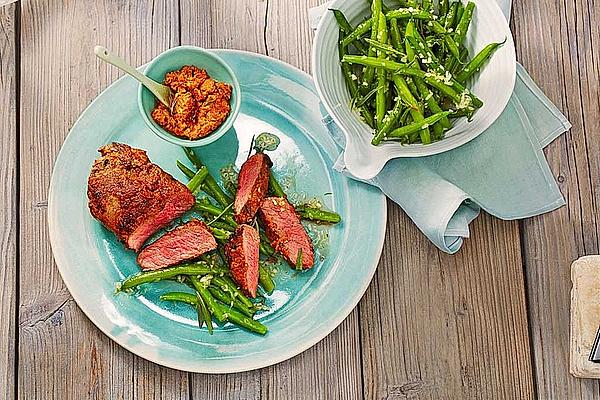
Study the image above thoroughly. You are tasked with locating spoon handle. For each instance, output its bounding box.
[94,45,170,107]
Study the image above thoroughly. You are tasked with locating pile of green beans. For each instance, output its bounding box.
[333,0,504,145]
[118,147,343,336]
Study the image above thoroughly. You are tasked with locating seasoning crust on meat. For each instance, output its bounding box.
[259,197,315,269]
[225,224,260,298]
[87,142,195,251]
[234,153,272,224]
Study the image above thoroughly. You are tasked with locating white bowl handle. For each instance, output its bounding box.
[342,132,389,180]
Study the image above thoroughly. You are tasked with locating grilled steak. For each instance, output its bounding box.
[234,153,272,224]
[137,219,217,270]
[259,197,314,269]
[87,142,195,251]
[225,224,260,297]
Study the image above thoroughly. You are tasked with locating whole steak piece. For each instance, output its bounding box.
[259,197,314,269]
[87,142,195,251]
[137,219,217,271]
[225,224,260,297]
[234,153,272,224]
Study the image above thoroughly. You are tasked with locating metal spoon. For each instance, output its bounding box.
[94,45,172,107]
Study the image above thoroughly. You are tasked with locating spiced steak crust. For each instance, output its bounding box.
[87,142,195,251]
[225,224,260,298]
[234,152,272,224]
[259,197,314,269]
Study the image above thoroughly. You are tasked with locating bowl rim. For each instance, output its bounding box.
[137,45,242,148]
[311,0,517,161]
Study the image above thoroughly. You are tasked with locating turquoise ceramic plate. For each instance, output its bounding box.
[48,50,386,373]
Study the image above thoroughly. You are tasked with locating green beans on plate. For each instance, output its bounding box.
[333,0,504,146]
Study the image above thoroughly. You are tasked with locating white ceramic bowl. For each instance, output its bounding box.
[312,0,516,179]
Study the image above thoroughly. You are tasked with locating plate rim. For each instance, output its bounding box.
[48,48,388,373]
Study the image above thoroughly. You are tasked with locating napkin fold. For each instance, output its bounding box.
[310,1,571,253]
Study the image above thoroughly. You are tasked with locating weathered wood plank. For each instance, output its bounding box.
[181,1,363,398]
[360,206,535,399]
[513,0,600,397]
[0,3,16,400]
[18,0,187,398]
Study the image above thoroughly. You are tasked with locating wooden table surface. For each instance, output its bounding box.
[0,0,597,398]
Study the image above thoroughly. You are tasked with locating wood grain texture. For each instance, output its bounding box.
[181,1,363,398]
[12,0,597,398]
[18,0,188,398]
[360,206,535,399]
[0,3,16,400]
[513,0,600,397]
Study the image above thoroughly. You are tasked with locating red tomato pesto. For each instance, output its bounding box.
[151,65,232,140]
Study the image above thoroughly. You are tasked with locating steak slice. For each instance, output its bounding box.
[225,224,260,297]
[87,142,195,251]
[259,197,314,269]
[234,153,272,224]
[137,219,217,270]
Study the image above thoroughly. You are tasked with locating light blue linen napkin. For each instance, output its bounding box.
[310,1,571,253]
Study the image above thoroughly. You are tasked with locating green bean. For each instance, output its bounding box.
[189,276,228,323]
[392,75,430,144]
[439,0,449,17]
[220,305,268,335]
[371,94,402,145]
[455,40,505,83]
[406,77,420,99]
[196,293,214,334]
[177,160,195,179]
[404,35,483,109]
[342,57,462,103]
[118,263,227,291]
[258,264,275,295]
[330,8,368,54]
[386,111,451,138]
[444,2,458,29]
[295,205,342,224]
[403,23,450,134]
[414,78,448,137]
[375,11,388,129]
[385,8,433,20]
[331,9,368,54]
[259,230,276,256]
[339,32,376,127]
[209,226,232,241]
[269,171,286,197]
[389,18,402,49]
[187,166,209,194]
[341,19,373,47]
[209,221,235,232]
[183,148,232,207]
[454,1,475,45]
[160,292,198,306]
[454,2,464,29]
[212,275,254,309]
[209,285,255,317]
[194,200,238,229]
[364,39,405,57]
[161,291,267,335]
[363,0,383,87]
[341,7,431,48]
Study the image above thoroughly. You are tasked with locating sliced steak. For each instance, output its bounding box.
[137,219,217,270]
[234,153,272,224]
[259,197,314,269]
[225,224,260,298]
[87,142,195,251]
